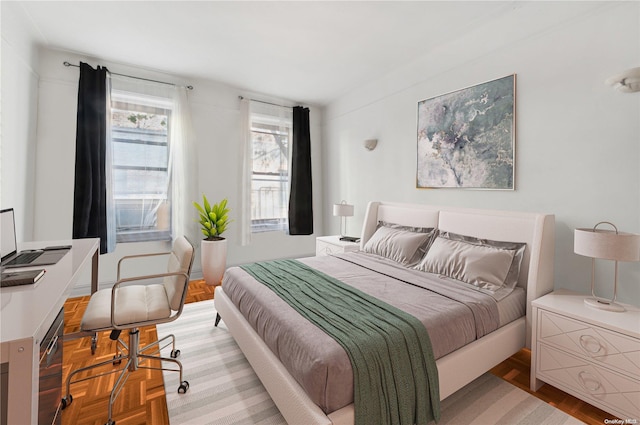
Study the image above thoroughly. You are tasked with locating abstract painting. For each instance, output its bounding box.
[417,74,515,189]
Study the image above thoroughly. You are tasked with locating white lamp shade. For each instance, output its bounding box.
[574,228,640,262]
[333,203,354,217]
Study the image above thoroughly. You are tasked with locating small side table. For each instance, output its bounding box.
[531,289,640,420]
[315,235,360,256]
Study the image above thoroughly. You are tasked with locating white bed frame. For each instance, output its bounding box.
[214,201,555,425]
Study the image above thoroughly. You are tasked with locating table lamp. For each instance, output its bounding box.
[574,222,640,312]
[333,201,354,240]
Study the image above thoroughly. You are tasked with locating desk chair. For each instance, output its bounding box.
[62,236,195,425]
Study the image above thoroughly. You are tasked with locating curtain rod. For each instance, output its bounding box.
[238,95,295,109]
[63,61,193,90]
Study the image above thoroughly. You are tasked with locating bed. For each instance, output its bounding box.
[214,201,555,425]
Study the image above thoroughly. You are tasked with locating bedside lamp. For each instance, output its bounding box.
[333,201,354,240]
[574,222,640,312]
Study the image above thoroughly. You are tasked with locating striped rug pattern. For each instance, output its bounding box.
[157,300,584,425]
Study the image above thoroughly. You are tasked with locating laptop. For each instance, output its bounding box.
[1,208,69,268]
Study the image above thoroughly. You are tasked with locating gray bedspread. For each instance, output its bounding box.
[222,252,501,414]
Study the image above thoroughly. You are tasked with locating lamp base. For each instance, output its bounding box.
[584,297,625,312]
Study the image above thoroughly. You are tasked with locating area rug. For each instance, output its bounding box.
[157,300,584,425]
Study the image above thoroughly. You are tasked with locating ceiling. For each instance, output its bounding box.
[17,1,604,106]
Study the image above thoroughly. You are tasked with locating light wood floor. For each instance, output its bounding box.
[62,280,612,425]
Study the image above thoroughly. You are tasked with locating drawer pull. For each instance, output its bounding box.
[40,334,60,366]
[579,335,603,354]
[578,371,602,392]
[46,335,59,356]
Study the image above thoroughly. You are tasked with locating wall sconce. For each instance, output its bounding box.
[363,139,378,151]
[605,67,640,93]
[574,222,640,312]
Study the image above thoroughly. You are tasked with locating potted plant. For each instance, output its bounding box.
[193,195,231,286]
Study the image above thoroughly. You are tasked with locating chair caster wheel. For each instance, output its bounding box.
[170,349,180,358]
[61,395,73,409]
[105,420,115,425]
[178,380,189,394]
[113,355,122,365]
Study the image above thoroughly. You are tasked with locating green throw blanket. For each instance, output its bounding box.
[240,259,440,425]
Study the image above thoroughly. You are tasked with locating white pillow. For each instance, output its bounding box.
[364,223,435,266]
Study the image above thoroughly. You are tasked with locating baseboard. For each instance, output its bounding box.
[69,281,104,298]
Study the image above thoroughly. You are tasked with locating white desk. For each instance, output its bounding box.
[0,238,99,425]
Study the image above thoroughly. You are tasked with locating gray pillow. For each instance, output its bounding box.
[414,231,526,300]
[363,222,435,266]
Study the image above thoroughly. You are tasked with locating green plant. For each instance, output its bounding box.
[193,195,231,240]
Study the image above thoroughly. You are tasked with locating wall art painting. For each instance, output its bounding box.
[417,74,515,189]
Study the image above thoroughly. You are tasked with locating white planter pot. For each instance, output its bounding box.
[201,238,227,286]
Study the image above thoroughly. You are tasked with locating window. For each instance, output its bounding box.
[111,91,172,242]
[250,108,292,233]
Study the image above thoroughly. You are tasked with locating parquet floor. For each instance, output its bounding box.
[489,349,612,425]
[62,280,611,425]
[61,280,214,425]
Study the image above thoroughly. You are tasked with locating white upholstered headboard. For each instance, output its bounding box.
[360,201,555,347]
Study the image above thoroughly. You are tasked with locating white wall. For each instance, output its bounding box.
[32,48,323,295]
[1,2,41,241]
[323,3,640,305]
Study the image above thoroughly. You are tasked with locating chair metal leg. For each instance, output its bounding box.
[106,329,139,425]
[137,352,189,393]
[137,332,189,393]
[215,312,221,327]
[138,353,184,380]
[63,326,189,423]
[139,333,176,356]
[62,354,127,409]
[107,359,132,424]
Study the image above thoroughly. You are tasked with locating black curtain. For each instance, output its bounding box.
[288,106,313,235]
[72,62,111,254]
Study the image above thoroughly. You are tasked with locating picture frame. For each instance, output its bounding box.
[416,74,515,190]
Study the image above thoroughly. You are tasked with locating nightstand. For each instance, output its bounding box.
[531,289,640,420]
[315,235,360,256]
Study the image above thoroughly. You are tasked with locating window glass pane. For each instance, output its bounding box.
[113,169,168,196]
[112,141,168,169]
[251,178,288,220]
[250,117,291,233]
[115,199,163,230]
[111,93,171,242]
[252,128,288,174]
[112,108,168,131]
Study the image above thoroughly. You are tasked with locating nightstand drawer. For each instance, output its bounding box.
[537,343,640,419]
[315,236,360,256]
[538,310,640,380]
[316,240,343,256]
